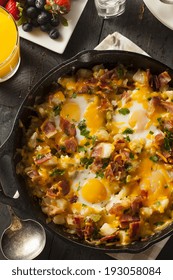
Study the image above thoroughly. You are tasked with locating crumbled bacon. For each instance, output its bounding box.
[34,153,52,164]
[99,97,112,111]
[109,203,124,216]
[84,219,95,239]
[131,196,143,215]
[91,158,103,172]
[46,185,61,198]
[155,133,165,146]
[160,100,173,113]
[41,120,57,138]
[59,180,70,196]
[120,214,140,228]
[163,120,173,131]
[60,117,76,136]
[158,71,171,88]
[129,221,140,238]
[100,69,115,82]
[91,145,103,158]
[140,189,148,199]
[64,137,78,153]
[122,90,131,103]
[69,195,78,203]
[98,231,119,243]
[149,71,171,91]
[26,168,39,179]
[78,85,90,94]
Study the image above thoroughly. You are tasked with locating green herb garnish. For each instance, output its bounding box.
[78,119,91,139]
[53,104,62,116]
[118,108,130,115]
[149,155,159,162]
[50,169,65,177]
[122,128,134,134]
[80,157,93,169]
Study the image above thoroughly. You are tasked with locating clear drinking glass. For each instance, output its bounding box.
[94,0,126,19]
[0,6,20,82]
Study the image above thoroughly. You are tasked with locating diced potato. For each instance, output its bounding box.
[100,223,116,236]
[53,215,65,225]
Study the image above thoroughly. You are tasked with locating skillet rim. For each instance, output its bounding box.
[1,49,173,254]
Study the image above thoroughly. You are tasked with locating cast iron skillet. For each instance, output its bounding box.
[1,50,173,254]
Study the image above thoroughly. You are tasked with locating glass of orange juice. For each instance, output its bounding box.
[0,6,20,82]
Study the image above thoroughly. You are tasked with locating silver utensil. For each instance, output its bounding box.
[159,0,173,4]
[0,207,46,260]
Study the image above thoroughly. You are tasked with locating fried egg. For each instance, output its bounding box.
[113,100,161,147]
[70,169,112,214]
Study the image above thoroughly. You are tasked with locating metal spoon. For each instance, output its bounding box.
[0,207,46,260]
[159,0,173,4]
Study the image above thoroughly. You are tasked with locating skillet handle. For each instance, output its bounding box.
[0,136,18,199]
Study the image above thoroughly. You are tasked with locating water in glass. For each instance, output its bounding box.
[94,0,126,19]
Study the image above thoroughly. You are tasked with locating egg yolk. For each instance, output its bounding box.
[60,102,80,122]
[81,178,107,204]
[84,97,104,134]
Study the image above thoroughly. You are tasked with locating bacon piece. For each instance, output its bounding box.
[41,120,57,138]
[64,137,78,153]
[105,161,124,181]
[155,133,165,146]
[131,196,143,214]
[129,221,140,238]
[60,117,76,136]
[46,184,61,198]
[158,71,171,88]
[84,219,95,239]
[149,71,171,91]
[99,231,119,243]
[34,153,52,164]
[160,100,173,113]
[109,203,124,216]
[163,120,173,131]
[120,214,140,228]
[122,90,131,103]
[140,189,148,199]
[59,180,70,196]
[26,168,39,179]
[100,69,115,82]
[78,85,90,94]
[69,195,78,203]
[91,158,103,172]
[91,143,114,159]
[99,97,112,111]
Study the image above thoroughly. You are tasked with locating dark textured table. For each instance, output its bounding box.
[1,0,173,260]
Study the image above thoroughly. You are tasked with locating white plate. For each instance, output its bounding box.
[143,0,173,30]
[19,0,88,54]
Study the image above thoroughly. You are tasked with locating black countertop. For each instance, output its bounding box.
[1,0,173,260]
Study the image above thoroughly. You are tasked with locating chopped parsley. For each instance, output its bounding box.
[36,138,44,143]
[36,154,44,160]
[122,128,134,134]
[149,155,159,162]
[78,146,87,152]
[50,169,65,177]
[124,135,130,142]
[95,171,104,179]
[72,92,77,98]
[78,119,91,139]
[154,221,164,226]
[149,131,154,135]
[118,108,130,115]
[53,104,62,116]
[80,157,93,169]
[164,129,173,151]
